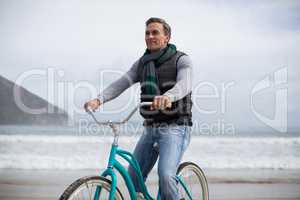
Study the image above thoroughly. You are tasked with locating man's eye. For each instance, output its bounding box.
[145,31,150,35]
[152,30,159,35]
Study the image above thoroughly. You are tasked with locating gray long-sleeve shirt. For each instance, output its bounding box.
[98,55,193,103]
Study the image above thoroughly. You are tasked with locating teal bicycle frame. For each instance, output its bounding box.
[100,143,155,200]
[86,103,193,200]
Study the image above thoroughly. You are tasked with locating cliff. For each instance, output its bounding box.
[0,75,68,125]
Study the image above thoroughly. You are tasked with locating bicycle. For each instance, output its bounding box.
[59,102,209,200]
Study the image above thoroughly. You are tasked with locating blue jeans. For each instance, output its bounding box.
[128,125,191,200]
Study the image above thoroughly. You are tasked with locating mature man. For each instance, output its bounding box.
[84,17,193,200]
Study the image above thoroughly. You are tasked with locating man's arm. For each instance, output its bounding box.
[163,55,193,102]
[97,60,139,104]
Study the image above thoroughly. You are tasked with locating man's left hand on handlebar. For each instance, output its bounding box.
[151,95,172,110]
[84,98,102,112]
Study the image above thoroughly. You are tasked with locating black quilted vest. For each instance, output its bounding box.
[137,51,193,126]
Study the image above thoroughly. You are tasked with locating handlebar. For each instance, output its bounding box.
[86,102,158,145]
[85,102,153,126]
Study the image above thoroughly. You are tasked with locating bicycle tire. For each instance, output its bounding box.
[177,162,209,200]
[59,176,124,200]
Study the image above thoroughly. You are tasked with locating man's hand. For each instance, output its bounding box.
[84,98,101,112]
[151,95,172,110]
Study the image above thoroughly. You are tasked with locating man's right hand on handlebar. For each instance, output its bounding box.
[84,98,102,112]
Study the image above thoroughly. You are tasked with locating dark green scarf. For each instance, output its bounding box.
[140,43,177,95]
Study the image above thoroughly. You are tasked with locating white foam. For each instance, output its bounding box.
[1,135,300,169]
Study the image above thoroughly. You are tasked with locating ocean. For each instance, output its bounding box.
[1,125,299,170]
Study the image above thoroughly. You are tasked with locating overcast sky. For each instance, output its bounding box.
[0,0,299,133]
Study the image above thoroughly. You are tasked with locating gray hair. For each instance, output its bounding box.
[146,17,171,38]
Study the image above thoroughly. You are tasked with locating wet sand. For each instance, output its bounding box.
[0,168,300,200]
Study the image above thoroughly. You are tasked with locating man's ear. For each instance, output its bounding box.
[166,35,170,43]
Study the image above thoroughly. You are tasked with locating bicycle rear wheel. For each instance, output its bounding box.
[177,162,209,200]
[59,176,124,200]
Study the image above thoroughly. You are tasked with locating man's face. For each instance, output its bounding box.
[145,22,169,52]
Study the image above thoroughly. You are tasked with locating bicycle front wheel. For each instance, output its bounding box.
[177,162,209,200]
[59,176,124,200]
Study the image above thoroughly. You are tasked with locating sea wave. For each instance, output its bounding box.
[1,135,299,169]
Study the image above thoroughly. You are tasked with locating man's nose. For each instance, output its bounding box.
[148,34,154,39]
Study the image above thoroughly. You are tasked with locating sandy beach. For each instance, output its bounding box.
[0,168,299,200]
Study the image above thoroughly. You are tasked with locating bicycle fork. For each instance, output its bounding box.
[93,144,118,200]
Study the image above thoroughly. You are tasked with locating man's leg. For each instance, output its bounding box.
[128,127,159,192]
[157,125,191,200]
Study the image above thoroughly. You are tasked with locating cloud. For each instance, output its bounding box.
[0,1,299,130]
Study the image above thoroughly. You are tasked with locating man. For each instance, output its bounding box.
[84,17,193,200]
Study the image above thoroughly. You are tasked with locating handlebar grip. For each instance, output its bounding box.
[84,106,94,113]
[139,102,152,107]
